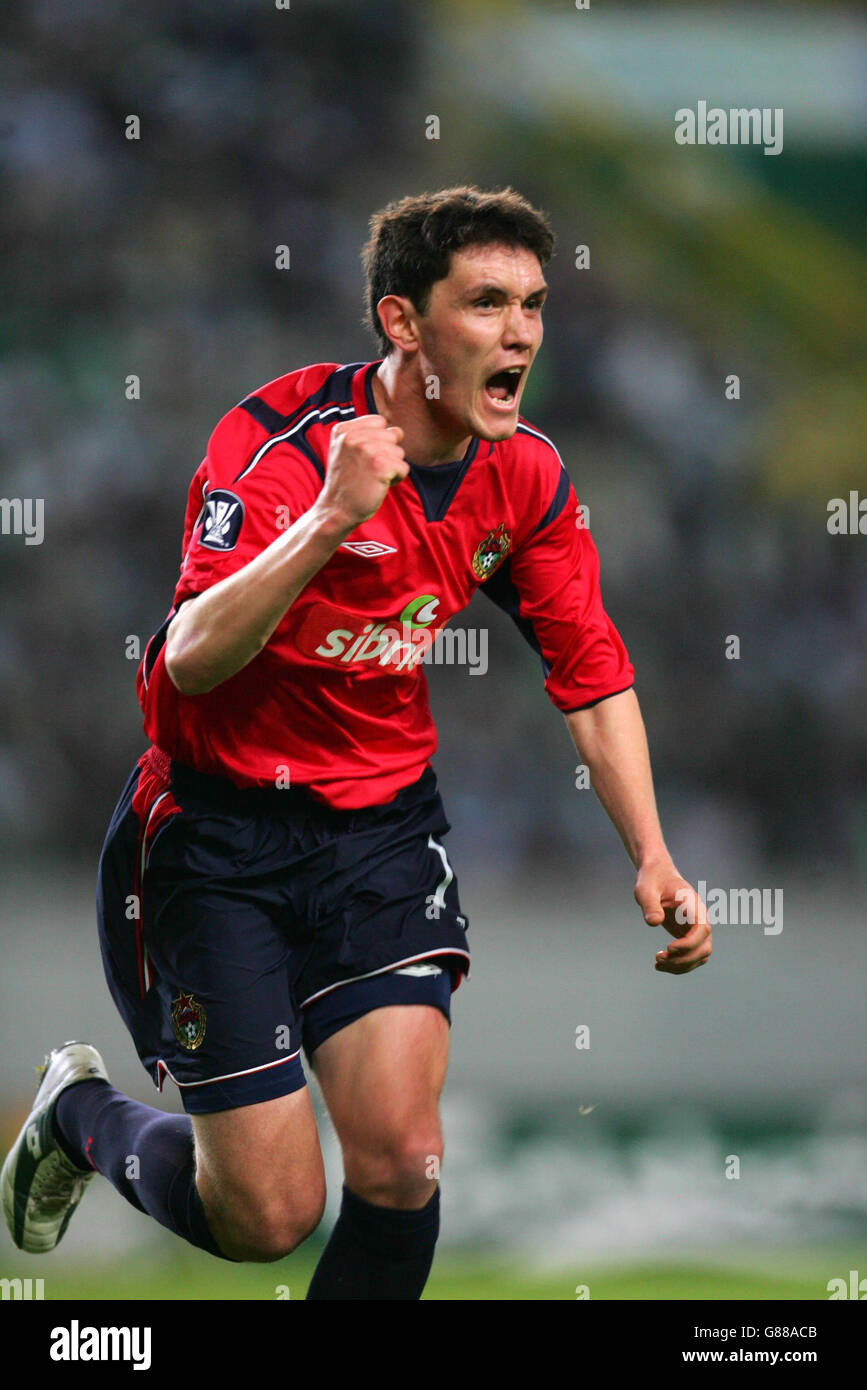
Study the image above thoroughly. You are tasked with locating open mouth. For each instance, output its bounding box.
[483,366,524,409]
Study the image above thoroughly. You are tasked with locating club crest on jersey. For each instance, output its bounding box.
[472,523,511,580]
[171,991,206,1051]
[198,490,244,551]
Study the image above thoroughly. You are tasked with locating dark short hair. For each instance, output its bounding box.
[361,185,555,354]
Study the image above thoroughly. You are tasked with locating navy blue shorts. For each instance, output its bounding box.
[96,748,470,1113]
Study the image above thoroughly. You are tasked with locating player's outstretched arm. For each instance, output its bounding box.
[165,416,408,695]
[564,689,711,975]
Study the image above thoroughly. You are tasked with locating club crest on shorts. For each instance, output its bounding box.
[171,991,206,1051]
[472,522,511,581]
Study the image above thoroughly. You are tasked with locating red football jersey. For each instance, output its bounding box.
[137,360,634,808]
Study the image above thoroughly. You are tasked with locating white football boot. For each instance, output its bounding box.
[1,1041,109,1252]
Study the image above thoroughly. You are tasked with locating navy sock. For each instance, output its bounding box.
[306,1183,440,1300]
[53,1079,234,1261]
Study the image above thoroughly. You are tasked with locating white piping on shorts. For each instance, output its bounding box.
[299,947,471,1010]
[155,1050,301,1092]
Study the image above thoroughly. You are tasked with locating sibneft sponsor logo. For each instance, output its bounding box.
[49,1320,152,1371]
[297,594,442,673]
[294,593,488,675]
[313,619,434,672]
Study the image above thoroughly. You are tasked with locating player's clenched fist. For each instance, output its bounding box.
[322,415,409,528]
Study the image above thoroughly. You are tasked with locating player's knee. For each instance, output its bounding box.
[259,1200,325,1261]
[347,1124,443,1205]
[203,1178,326,1262]
[386,1128,443,1202]
[294,1181,328,1247]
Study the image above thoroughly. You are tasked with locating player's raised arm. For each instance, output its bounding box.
[565,691,711,975]
[165,416,408,695]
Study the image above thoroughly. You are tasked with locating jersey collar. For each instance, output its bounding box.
[351,361,482,522]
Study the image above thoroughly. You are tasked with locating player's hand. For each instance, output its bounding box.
[321,414,409,529]
[634,862,712,975]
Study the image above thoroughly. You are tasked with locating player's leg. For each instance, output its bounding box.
[3,751,326,1262]
[302,989,450,1300]
[191,1089,325,1262]
[292,766,468,1298]
[311,1002,448,1207]
[2,1041,325,1262]
[60,1073,326,1263]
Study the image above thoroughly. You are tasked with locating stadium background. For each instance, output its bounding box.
[1,0,865,1300]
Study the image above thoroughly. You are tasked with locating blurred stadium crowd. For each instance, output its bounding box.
[1,0,864,879]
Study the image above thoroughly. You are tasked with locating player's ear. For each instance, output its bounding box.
[376,295,420,356]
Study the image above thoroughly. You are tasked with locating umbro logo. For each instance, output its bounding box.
[340,540,397,558]
[198,490,244,552]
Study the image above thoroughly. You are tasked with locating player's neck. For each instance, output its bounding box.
[371,358,473,468]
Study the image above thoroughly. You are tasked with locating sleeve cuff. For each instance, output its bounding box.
[561,683,634,714]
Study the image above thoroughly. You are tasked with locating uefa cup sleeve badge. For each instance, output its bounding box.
[171,991,207,1051]
[472,523,511,581]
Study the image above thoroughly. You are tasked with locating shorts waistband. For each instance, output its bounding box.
[166,757,437,826]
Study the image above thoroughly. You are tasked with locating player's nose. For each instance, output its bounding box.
[502,300,536,350]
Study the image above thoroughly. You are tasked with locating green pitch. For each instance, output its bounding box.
[0,1249,836,1300]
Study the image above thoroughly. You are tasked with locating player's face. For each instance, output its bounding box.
[416,242,547,442]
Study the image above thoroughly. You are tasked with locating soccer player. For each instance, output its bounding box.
[2,187,711,1299]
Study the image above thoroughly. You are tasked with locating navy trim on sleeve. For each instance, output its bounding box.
[232,362,368,484]
[238,396,288,434]
[532,466,571,535]
[283,431,327,482]
[238,362,366,437]
[562,684,634,713]
[142,610,176,690]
